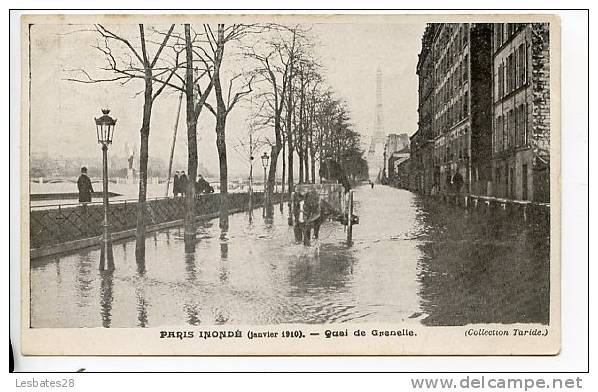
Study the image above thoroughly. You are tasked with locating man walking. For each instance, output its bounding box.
[77,167,94,203]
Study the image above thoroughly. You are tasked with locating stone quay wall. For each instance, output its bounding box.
[30,192,284,255]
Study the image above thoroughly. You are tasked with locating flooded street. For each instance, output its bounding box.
[30,185,549,328]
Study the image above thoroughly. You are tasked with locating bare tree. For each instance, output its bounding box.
[181,24,215,247]
[244,25,313,219]
[66,23,177,262]
[117,23,217,249]
[292,58,321,184]
[231,116,263,222]
[201,24,257,230]
[244,37,292,217]
[284,29,298,222]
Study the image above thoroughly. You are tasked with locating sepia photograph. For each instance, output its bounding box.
[19,13,560,356]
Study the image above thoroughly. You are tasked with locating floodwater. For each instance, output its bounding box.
[30,185,550,328]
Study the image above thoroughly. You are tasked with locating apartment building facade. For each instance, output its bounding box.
[491,23,550,202]
[415,23,493,195]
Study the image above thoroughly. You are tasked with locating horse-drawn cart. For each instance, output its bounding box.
[291,183,359,246]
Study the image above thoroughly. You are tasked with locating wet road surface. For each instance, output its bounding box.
[30,185,549,327]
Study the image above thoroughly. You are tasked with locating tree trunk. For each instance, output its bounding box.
[298,150,304,184]
[280,133,286,213]
[216,113,228,230]
[184,114,198,248]
[297,75,306,184]
[286,98,294,224]
[184,24,198,249]
[212,26,229,231]
[286,120,293,223]
[310,147,316,184]
[135,73,153,263]
[303,143,309,182]
[267,110,283,218]
[267,143,279,217]
[285,48,295,223]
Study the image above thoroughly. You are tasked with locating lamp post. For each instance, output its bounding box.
[95,109,117,271]
[248,154,254,222]
[261,152,269,217]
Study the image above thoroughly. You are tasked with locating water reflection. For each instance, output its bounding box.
[135,257,149,327]
[184,251,200,326]
[30,185,550,328]
[99,269,114,328]
[136,284,149,328]
[287,244,354,296]
[76,253,93,309]
[414,197,549,326]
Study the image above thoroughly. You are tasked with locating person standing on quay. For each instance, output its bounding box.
[452,171,464,194]
[179,171,188,196]
[445,172,453,194]
[77,166,94,203]
[173,171,180,197]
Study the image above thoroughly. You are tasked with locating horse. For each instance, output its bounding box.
[293,189,341,246]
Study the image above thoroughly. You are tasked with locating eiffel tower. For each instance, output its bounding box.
[367,67,387,181]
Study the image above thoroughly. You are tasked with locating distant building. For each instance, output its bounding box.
[388,145,411,188]
[385,133,410,154]
[367,68,388,181]
[383,133,410,180]
[491,23,550,202]
[395,157,412,190]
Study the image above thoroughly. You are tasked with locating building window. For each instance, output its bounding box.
[523,103,528,145]
[515,105,520,147]
[506,54,515,93]
[515,104,525,147]
[504,166,509,197]
[522,164,528,200]
[509,167,515,198]
[492,117,498,153]
[495,23,503,50]
[497,62,504,99]
[495,167,501,188]
[507,109,515,149]
[506,23,513,38]
[495,116,503,152]
[467,128,471,157]
[464,25,469,47]
[517,42,526,87]
[505,111,511,150]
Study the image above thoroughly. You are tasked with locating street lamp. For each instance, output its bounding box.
[95,109,117,271]
[261,152,269,217]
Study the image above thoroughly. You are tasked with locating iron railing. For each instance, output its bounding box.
[29,192,276,249]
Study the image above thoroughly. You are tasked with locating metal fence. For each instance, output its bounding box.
[30,192,272,250]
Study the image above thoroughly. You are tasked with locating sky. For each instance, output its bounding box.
[28,20,426,178]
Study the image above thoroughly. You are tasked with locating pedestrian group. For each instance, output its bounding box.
[172,171,188,197]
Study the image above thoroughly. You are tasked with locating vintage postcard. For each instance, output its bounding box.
[20,13,560,355]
